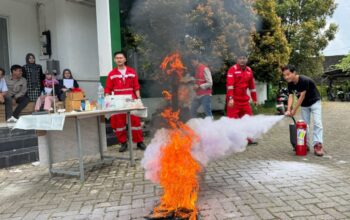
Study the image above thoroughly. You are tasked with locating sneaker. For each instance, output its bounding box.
[119,142,128,152]
[137,142,146,150]
[314,143,324,157]
[6,116,18,123]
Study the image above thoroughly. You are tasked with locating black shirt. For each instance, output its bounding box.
[288,75,321,107]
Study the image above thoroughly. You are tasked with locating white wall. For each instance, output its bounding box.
[256,81,267,104]
[43,0,99,99]
[0,0,43,68]
[96,0,112,77]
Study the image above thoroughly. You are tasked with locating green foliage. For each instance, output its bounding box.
[276,0,338,77]
[317,85,327,99]
[252,102,277,115]
[334,54,350,72]
[249,0,291,82]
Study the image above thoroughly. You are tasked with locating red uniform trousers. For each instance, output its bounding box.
[227,102,252,119]
[110,114,143,144]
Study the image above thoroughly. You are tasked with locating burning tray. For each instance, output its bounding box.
[145,207,201,220]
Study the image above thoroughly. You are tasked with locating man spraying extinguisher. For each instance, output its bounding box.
[282,64,324,156]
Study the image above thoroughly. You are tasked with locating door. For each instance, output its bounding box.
[0,17,10,75]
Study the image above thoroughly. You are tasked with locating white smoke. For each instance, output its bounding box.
[142,115,284,183]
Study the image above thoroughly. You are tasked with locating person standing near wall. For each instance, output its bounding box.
[190,56,213,118]
[4,65,29,122]
[105,51,146,152]
[22,53,45,102]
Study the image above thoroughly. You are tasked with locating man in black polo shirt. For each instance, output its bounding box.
[282,64,324,156]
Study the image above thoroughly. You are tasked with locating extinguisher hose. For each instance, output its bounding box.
[290,116,296,125]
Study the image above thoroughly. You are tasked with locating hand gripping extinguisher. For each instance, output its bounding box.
[289,117,308,156]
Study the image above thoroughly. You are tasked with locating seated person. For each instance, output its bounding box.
[4,65,30,122]
[0,68,8,104]
[35,71,60,112]
[58,69,79,101]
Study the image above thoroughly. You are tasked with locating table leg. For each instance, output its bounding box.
[127,112,135,166]
[97,116,104,160]
[47,132,53,178]
[75,117,85,182]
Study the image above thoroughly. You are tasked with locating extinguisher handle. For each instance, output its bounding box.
[290,116,296,125]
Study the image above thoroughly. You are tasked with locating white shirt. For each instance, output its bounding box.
[118,68,127,82]
[0,78,8,93]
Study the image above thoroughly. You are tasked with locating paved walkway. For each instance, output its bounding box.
[0,102,350,220]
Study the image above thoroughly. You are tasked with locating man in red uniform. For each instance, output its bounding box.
[226,54,257,118]
[105,51,146,152]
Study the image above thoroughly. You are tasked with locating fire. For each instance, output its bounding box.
[148,52,201,220]
[162,90,172,101]
[154,108,201,219]
[160,52,186,78]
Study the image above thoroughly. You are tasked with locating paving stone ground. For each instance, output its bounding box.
[0,102,350,220]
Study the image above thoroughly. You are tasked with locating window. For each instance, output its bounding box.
[0,17,10,75]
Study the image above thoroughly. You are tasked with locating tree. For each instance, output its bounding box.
[127,0,257,79]
[249,0,290,82]
[335,53,350,72]
[276,0,338,77]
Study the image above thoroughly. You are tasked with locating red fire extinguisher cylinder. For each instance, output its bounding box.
[295,120,307,156]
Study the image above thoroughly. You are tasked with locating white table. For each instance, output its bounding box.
[14,107,147,181]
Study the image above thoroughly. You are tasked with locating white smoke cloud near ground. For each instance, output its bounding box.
[142,115,284,183]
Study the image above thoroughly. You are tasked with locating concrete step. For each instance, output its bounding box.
[0,127,36,139]
[0,146,38,168]
[0,136,38,152]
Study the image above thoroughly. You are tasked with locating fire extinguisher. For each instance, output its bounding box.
[295,120,307,156]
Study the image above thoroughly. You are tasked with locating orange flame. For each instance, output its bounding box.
[162,90,172,101]
[155,109,201,219]
[160,52,186,78]
[150,53,201,220]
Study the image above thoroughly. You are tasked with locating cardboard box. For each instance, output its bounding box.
[66,91,84,101]
[65,100,82,112]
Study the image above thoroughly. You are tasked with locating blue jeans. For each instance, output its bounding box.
[300,100,323,146]
[191,95,213,118]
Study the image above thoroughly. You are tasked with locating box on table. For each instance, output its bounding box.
[65,100,82,112]
[65,91,85,112]
[66,91,84,101]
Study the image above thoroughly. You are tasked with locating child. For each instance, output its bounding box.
[35,71,60,111]
[59,69,79,101]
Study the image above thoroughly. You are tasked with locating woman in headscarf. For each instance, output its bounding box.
[22,53,45,101]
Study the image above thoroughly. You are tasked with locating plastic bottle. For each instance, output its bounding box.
[97,83,105,110]
[85,100,91,111]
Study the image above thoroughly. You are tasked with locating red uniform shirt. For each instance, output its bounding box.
[226,64,257,103]
[104,66,140,99]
